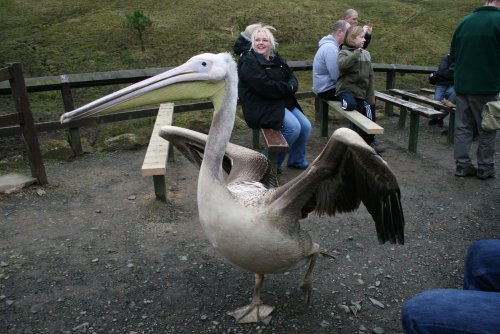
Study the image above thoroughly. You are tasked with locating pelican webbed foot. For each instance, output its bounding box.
[226,301,274,324]
[227,273,274,324]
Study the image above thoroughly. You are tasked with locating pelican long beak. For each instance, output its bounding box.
[60,53,226,124]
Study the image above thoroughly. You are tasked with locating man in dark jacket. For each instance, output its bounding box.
[450,0,500,179]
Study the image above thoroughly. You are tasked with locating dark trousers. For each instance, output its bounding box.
[317,87,339,101]
[337,91,376,144]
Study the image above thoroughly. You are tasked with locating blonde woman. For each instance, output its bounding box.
[238,26,311,172]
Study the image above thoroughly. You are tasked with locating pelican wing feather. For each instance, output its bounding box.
[271,128,404,245]
[159,125,278,188]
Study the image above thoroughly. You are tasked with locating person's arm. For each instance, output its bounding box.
[363,24,373,49]
[325,45,341,82]
[367,64,375,105]
[363,32,372,49]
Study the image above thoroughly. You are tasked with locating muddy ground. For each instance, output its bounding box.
[1,114,499,334]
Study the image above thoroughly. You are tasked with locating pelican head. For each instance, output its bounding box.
[60,53,236,124]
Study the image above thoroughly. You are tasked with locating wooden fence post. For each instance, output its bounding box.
[9,63,48,184]
[60,75,83,155]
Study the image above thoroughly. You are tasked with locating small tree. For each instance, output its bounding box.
[126,10,152,52]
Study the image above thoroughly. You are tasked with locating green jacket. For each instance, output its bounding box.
[336,45,375,105]
[450,5,500,95]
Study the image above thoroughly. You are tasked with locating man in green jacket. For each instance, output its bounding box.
[450,0,500,179]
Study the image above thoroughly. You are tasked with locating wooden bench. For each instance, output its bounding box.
[142,103,175,202]
[375,91,444,153]
[252,128,289,175]
[318,99,384,135]
[389,88,455,144]
[420,87,435,95]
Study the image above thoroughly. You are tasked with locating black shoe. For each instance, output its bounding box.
[477,168,495,180]
[455,165,477,177]
[428,117,444,127]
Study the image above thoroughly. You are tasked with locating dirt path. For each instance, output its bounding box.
[1,116,499,333]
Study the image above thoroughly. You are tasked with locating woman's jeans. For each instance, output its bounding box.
[401,240,500,333]
[278,107,311,168]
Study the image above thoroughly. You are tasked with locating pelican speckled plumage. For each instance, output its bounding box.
[61,53,404,324]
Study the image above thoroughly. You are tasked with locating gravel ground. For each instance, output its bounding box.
[1,114,499,333]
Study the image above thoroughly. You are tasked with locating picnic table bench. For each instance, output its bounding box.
[142,103,175,202]
[374,91,443,153]
[252,128,289,175]
[389,88,455,144]
[316,98,384,136]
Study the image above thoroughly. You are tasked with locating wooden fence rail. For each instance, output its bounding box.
[0,61,436,183]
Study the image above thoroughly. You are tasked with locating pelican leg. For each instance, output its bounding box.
[299,252,319,305]
[227,273,274,324]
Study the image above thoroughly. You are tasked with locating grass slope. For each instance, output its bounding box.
[0,0,478,164]
[1,0,476,76]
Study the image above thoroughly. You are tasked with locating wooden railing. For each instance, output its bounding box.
[0,63,47,184]
[0,61,436,157]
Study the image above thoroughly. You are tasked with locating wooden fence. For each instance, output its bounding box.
[0,61,436,183]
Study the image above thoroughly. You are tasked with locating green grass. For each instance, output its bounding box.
[0,0,477,162]
[1,0,475,75]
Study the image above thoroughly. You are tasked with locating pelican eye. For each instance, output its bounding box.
[202,61,207,66]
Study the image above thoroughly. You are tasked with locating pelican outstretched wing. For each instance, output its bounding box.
[159,125,278,188]
[270,128,404,244]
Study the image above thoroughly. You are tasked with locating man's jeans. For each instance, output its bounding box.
[401,240,500,333]
[277,107,311,168]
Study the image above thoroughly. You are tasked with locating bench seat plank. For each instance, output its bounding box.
[261,128,289,153]
[375,91,443,118]
[326,100,384,134]
[420,87,435,95]
[389,88,456,144]
[142,103,174,176]
[389,89,455,112]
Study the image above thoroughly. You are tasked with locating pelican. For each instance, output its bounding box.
[61,53,404,324]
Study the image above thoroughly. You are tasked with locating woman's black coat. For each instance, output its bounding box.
[237,50,301,130]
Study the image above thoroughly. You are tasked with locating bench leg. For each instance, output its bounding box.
[447,112,455,144]
[399,106,408,128]
[268,152,278,175]
[152,175,167,202]
[408,113,420,153]
[320,100,329,137]
[168,144,175,162]
[252,129,260,150]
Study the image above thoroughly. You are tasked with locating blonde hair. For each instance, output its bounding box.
[243,23,276,40]
[251,26,278,52]
[344,25,365,47]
